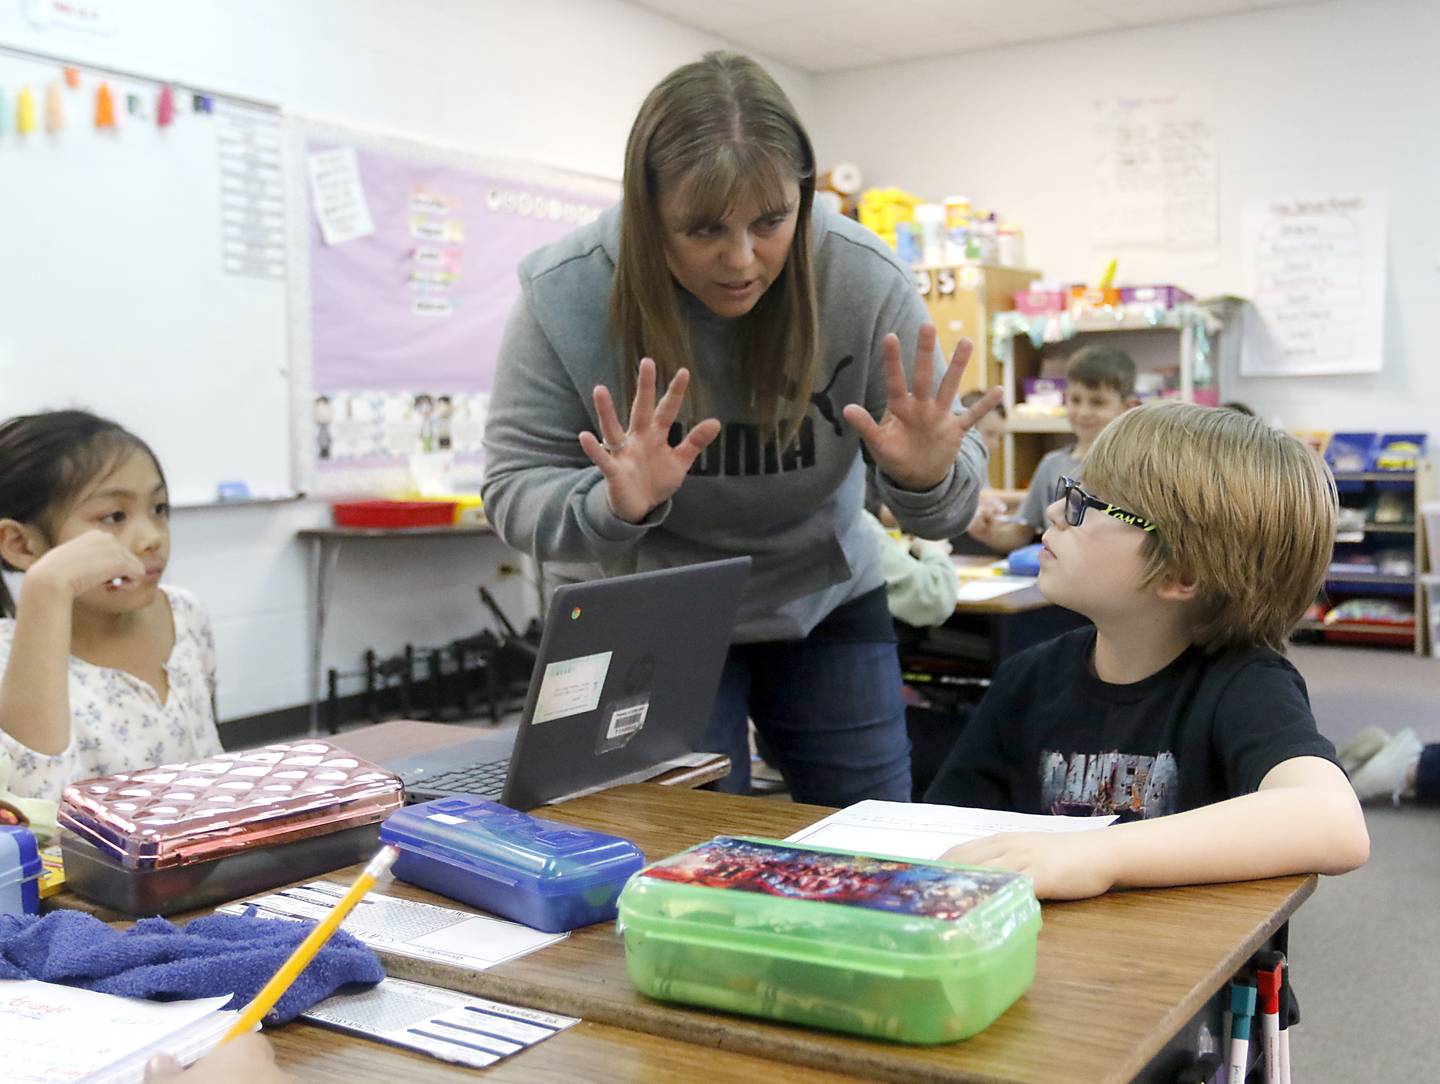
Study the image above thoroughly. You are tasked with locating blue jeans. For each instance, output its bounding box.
[703,637,912,807]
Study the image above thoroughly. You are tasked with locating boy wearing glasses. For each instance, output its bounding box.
[928,402,1369,899]
[969,345,1138,554]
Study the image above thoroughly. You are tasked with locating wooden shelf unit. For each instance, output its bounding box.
[1311,461,1435,654]
[998,318,1219,490]
[917,263,1040,488]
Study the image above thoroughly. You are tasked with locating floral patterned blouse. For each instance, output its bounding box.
[0,584,224,802]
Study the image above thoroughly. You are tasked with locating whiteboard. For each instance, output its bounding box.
[0,46,293,505]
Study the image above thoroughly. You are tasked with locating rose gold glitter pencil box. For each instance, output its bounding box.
[58,740,403,915]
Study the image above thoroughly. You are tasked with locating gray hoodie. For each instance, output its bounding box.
[481,203,988,642]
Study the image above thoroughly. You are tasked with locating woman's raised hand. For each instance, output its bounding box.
[840,325,1003,492]
[579,358,722,524]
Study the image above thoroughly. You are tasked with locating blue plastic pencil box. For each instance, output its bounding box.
[380,797,645,933]
[0,825,42,917]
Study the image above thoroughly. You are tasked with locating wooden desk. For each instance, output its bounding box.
[269,1018,862,1082]
[285,785,1312,1084]
[297,523,498,736]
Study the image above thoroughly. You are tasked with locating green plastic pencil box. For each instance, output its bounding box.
[615,835,1041,1044]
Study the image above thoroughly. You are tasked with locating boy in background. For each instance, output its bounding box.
[969,345,1137,554]
[929,402,1369,899]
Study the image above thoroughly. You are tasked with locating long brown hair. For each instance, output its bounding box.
[609,52,818,443]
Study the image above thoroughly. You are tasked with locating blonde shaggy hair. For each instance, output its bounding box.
[1082,401,1337,653]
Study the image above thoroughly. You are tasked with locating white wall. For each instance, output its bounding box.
[10,0,1439,720]
[806,0,1440,432]
[0,0,815,723]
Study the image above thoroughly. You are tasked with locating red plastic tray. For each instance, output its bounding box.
[332,500,457,528]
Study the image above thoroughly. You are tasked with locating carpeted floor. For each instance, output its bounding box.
[1284,643,1438,1083]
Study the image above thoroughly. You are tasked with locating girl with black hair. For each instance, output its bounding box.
[0,411,222,805]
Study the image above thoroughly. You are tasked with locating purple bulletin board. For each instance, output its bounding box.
[294,122,619,494]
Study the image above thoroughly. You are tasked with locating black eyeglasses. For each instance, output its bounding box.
[1053,476,1159,533]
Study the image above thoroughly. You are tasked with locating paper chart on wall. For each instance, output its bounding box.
[307,146,375,245]
[1091,91,1218,249]
[1240,192,1387,376]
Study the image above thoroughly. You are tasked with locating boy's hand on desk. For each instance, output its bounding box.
[941,831,1117,900]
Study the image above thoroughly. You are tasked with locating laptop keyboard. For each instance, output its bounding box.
[409,757,510,798]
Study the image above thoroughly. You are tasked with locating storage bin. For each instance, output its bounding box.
[1373,433,1427,472]
[1324,432,1378,474]
[1119,285,1193,310]
[59,741,404,915]
[332,499,457,528]
[1068,285,1121,310]
[616,836,1041,1044]
[0,825,42,917]
[381,797,644,932]
[1012,287,1067,315]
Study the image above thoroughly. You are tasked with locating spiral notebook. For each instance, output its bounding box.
[0,980,238,1083]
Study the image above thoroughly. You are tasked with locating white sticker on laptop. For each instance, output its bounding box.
[597,695,649,753]
[531,651,613,724]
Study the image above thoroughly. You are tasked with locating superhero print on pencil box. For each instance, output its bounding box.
[640,837,1017,921]
[1040,750,1179,821]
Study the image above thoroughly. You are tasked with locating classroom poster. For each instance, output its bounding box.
[300,134,617,493]
[1240,192,1387,376]
[1091,91,1218,250]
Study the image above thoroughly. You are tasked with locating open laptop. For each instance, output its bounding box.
[382,556,750,810]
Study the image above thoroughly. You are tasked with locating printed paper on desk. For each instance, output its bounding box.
[219,881,566,971]
[532,651,612,724]
[786,800,1116,862]
[955,577,1036,603]
[0,980,235,1084]
[303,977,577,1070]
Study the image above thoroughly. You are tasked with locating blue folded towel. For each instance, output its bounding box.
[0,909,384,1024]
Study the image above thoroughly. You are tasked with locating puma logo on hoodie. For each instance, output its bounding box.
[678,354,856,478]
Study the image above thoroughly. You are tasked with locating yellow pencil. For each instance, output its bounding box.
[220,844,400,1043]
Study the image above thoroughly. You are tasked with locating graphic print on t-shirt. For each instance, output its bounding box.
[1039,749,1179,821]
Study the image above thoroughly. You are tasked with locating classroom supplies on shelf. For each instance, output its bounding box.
[381,797,645,933]
[0,825,41,916]
[0,979,237,1084]
[616,835,1042,1045]
[57,740,403,915]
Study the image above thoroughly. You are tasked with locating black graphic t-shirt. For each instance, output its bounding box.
[925,627,1338,821]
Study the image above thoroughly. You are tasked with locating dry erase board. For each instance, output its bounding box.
[288,116,619,496]
[0,45,292,505]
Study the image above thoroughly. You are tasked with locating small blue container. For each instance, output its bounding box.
[1007,542,1043,576]
[0,825,42,917]
[380,797,645,932]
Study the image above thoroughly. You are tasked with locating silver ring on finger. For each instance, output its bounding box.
[601,438,626,454]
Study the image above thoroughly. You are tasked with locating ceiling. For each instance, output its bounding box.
[625,0,1323,73]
